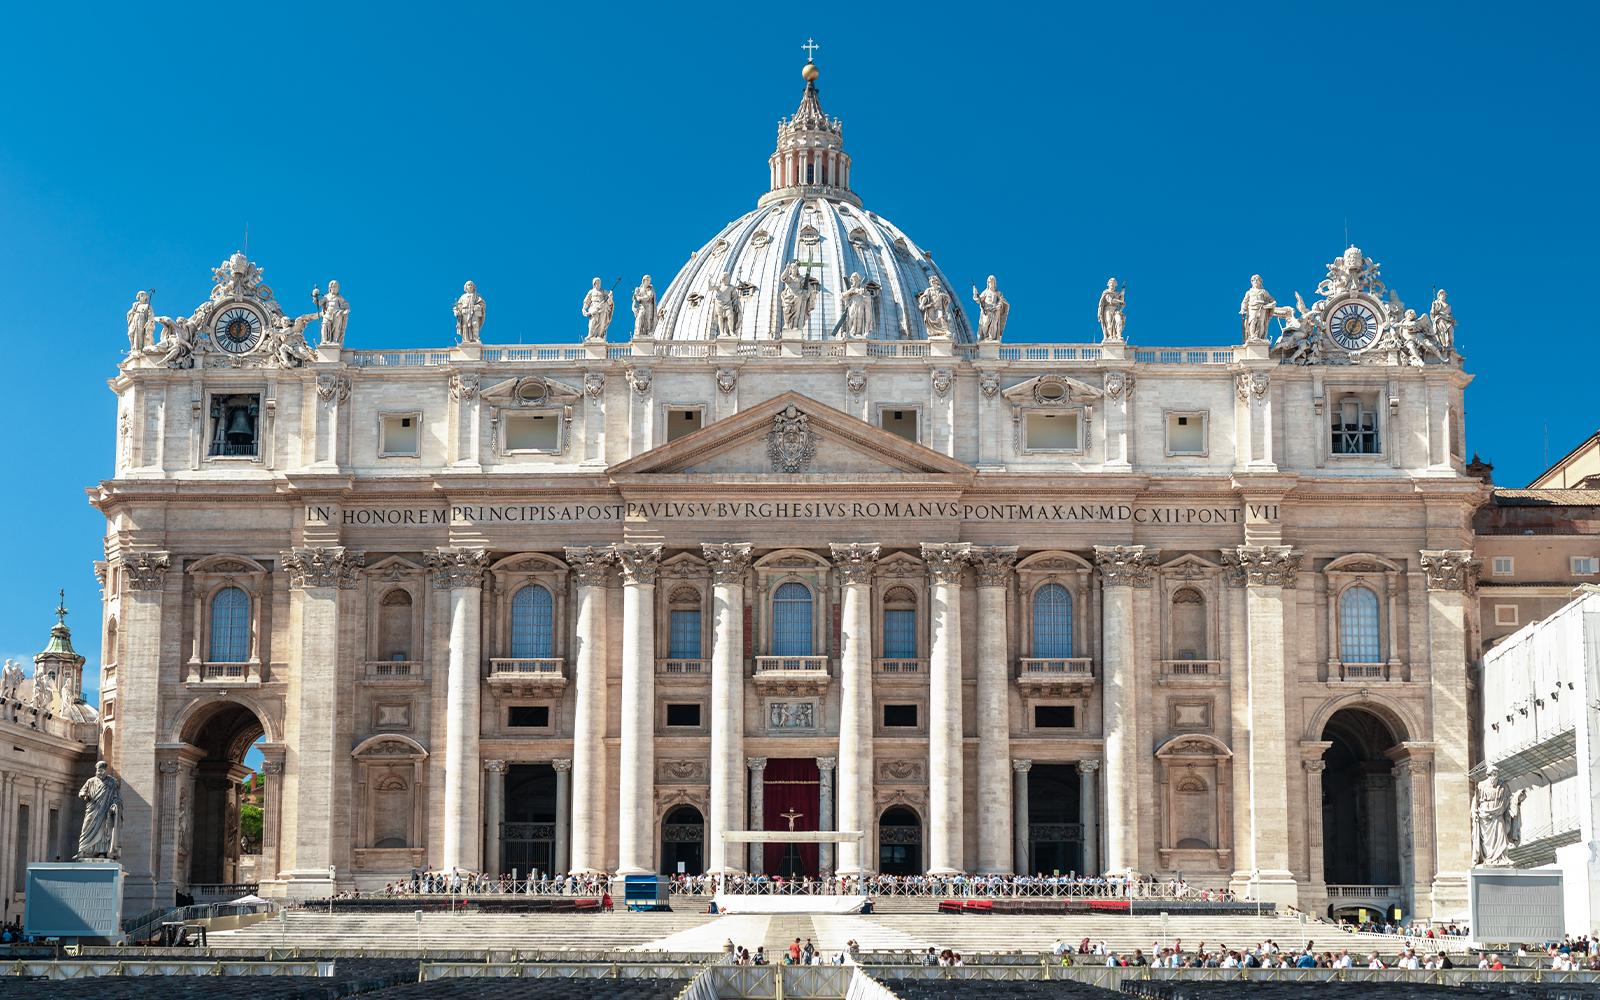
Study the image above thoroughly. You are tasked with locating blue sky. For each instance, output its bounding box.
[1,1,1595,699]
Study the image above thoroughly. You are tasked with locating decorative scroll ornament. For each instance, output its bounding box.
[122,552,172,591]
[316,373,353,408]
[159,761,183,774]
[1419,549,1479,592]
[1317,245,1387,298]
[449,372,480,401]
[1222,545,1303,588]
[626,366,652,399]
[716,369,739,395]
[1092,545,1161,588]
[1076,759,1101,774]
[766,404,818,473]
[879,760,925,783]
[702,542,753,586]
[583,372,605,402]
[978,372,1000,399]
[1234,371,1270,405]
[281,546,365,590]
[564,546,616,588]
[921,542,971,585]
[1303,759,1327,774]
[931,369,953,398]
[424,547,491,590]
[659,759,706,782]
[829,542,880,586]
[614,543,663,586]
[746,756,768,771]
[261,760,285,774]
[966,545,1018,588]
[1104,371,1134,401]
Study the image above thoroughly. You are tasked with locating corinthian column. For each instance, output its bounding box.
[703,542,753,874]
[1419,549,1477,917]
[483,759,508,877]
[1077,759,1100,876]
[1093,545,1159,877]
[747,757,768,874]
[1220,544,1302,908]
[923,542,971,875]
[816,757,837,876]
[969,546,1017,874]
[565,546,615,874]
[614,543,661,875]
[424,546,490,872]
[830,542,879,876]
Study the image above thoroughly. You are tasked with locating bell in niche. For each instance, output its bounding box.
[225,407,254,443]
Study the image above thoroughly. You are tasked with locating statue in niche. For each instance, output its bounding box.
[706,271,743,338]
[1472,764,1525,866]
[972,275,1009,341]
[126,291,156,352]
[1097,279,1126,343]
[1238,275,1276,344]
[454,280,487,343]
[582,278,614,342]
[916,277,953,337]
[631,275,656,339]
[311,280,350,347]
[1430,290,1457,350]
[838,272,876,339]
[76,760,122,860]
[155,314,198,369]
[1269,292,1321,365]
[1,660,24,702]
[779,261,819,333]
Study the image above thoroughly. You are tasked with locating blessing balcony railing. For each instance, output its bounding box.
[754,656,830,673]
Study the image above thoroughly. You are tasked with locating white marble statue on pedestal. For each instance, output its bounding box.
[780,262,819,333]
[30,670,53,712]
[1430,290,1457,350]
[706,271,743,338]
[972,275,1009,341]
[0,660,22,702]
[1397,309,1448,366]
[1238,275,1276,344]
[312,280,350,347]
[76,760,121,860]
[631,276,656,339]
[1097,279,1126,343]
[583,278,614,342]
[917,277,953,337]
[126,291,156,352]
[454,281,487,343]
[838,272,876,339]
[1471,763,1524,867]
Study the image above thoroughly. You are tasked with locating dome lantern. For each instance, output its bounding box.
[764,61,859,209]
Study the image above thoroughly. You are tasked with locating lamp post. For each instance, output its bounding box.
[329,865,336,914]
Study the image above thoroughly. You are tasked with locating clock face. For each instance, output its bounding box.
[213,307,263,354]
[1328,301,1379,351]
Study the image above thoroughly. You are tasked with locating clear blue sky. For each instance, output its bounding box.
[1,1,1595,699]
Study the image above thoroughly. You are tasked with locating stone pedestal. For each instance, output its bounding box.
[975,342,1000,360]
[584,342,608,360]
[631,336,655,357]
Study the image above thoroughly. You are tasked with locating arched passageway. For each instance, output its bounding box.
[181,701,267,887]
[1321,708,1401,889]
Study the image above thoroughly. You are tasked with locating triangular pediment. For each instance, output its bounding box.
[608,391,974,479]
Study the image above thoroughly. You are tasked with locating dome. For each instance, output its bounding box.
[651,66,974,344]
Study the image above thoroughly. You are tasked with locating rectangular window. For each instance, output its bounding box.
[666,703,702,727]
[669,610,702,659]
[1034,705,1076,729]
[1494,605,1519,626]
[13,804,27,890]
[882,704,918,728]
[881,409,918,443]
[1573,557,1599,575]
[883,609,916,658]
[1331,394,1380,455]
[1166,412,1207,455]
[380,414,419,455]
[208,393,261,458]
[508,705,549,728]
[667,408,703,442]
[1025,412,1079,451]
[1491,557,1514,576]
[505,413,559,452]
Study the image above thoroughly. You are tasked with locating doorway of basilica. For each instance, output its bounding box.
[878,807,922,874]
[501,763,557,878]
[762,758,820,876]
[662,806,704,875]
[1321,708,1402,894]
[1026,764,1083,876]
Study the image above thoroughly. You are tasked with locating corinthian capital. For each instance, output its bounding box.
[1221,545,1303,588]
[281,546,365,590]
[1419,549,1479,592]
[1093,545,1160,588]
[921,542,971,585]
[614,543,663,586]
[122,551,172,592]
[966,545,1018,588]
[424,547,491,590]
[830,542,880,586]
[702,542,753,586]
[564,546,616,588]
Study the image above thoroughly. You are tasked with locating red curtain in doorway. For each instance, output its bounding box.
[763,757,820,876]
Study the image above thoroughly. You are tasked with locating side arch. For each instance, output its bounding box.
[1303,691,1419,745]
[171,691,281,747]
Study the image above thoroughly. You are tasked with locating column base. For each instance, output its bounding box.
[977,867,1016,876]
[1429,871,1468,920]
[1232,869,1299,910]
[615,865,653,877]
[925,866,964,877]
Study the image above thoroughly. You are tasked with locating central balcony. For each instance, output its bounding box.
[752,655,831,696]
[486,657,567,695]
[656,659,710,676]
[874,658,927,675]
[1015,657,1096,695]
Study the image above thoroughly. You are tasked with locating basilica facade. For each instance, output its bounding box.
[93,61,1483,922]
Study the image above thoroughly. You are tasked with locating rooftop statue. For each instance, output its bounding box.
[1097,279,1126,343]
[154,313,198,369]
[76,760,121,860]
[1397,309,1448,366]
[454,280,487,344]
[706,271,743,338]
[1268,292,1322,365]
[917,277,953,337]
[270,313,321,368]
[1430,290,1456,350]
[583,278,615,342]
[631,276,656,340]
[838,272,876,339]
[972,276,1008,342]
[1317,245,1385,298]
[126,290,156,352]
[0,660,21,702]
[780,261,820,334]
[1239,275,1276,345]
[312,280,350,347]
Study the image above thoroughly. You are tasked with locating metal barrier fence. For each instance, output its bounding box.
[0,959,332,979]
[76,946,723,964]
[865,964,1600,988]
[419,961,706,981]
[353,877,1247,900]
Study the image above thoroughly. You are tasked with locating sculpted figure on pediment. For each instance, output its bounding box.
[972,275,1009,341]
[917,277,953,337]
[1239,275,1276,345]
[312,280,350,347]
[454,281,487,343]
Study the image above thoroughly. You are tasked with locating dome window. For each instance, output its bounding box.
[848,227,870,248]
[709,239,729,257]
[750,231,771,249]
[798,225,821,246]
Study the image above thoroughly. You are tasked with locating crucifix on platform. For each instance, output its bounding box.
[780,808,804,831]
[777,808,806,877]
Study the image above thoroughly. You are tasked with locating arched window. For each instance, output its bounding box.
[209,587,250,662]
[772,582,814,656]
[511,585,554,658]
[669,587,702,660]
[1339,586,1381,663]
[882,586,917,659]
[1032,583,1073,658]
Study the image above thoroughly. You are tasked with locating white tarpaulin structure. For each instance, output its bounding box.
[712,893,867,915]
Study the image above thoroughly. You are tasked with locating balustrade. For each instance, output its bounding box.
[874,658,926,675]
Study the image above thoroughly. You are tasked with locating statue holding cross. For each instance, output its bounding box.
[779,260,820,334]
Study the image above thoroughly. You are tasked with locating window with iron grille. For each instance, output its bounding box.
[670,609,702,659]
[209,586,250,662]
[510,585,554,658]
[1032,583,1073,658]
[1331,396,1380,454]
[1339,586,1382,663]
[772,582,814,656]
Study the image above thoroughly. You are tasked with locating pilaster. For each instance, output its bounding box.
[830,542,878,876]
[113,551,170,915]
[615,543,661,875]
[565,545,615,874]
[1419,548,1476,917]
[704,542,753,874]
[425,546,489,872]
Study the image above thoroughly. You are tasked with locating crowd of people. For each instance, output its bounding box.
[1050,937,1463,970]
[724,935,857,966]
[669,872,1228,899]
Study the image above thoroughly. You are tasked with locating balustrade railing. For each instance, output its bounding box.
[1160,659,1224,676]
[358,874,1227,900]
[1326,885,1404,898]
[366,660,420,677]
[486,658,566,678]
[1017,657,1094,677]
[341,343,1241,367]
[874,658,926,675]
[657,659,710,675]
[1339,662,1390,681]
[754,656,830,673]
